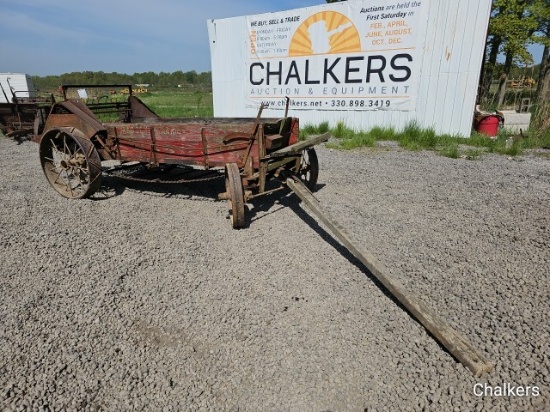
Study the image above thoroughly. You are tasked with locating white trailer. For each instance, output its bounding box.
[0,73,37,103]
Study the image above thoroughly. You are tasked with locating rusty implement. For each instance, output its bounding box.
[31,84,330,228]
[0,96,52,139]
[286,177,494,377]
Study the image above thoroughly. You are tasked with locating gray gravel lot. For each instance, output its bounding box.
[1,136,549,411]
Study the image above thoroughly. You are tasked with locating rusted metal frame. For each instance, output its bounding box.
[258,125,267,193]
[113,127,123,160]
[14,105,22,130]
[48,100,106,139]
[242,104,265,170]
[86,102,130,118]
[149,127,159,167]
[283,96,290,120]
[5,79,21,122]
[61,84,133,99]
[92,133,117,160]
[200,127,210,170]
[278,96,291,137]
[37,107,48,135]
[86,141,96,160]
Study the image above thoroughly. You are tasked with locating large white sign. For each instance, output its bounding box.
[245,1,424,111]
[208,0,492,137]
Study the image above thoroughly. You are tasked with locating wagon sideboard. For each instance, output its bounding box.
[105,117,300,169]
[38,96,300,169]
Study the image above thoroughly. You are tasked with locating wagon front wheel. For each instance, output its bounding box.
[225,163,245,229]
[296,148,319,191]
[39,129,102,199]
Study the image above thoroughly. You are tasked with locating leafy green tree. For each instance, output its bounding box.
[531,0,550,129]
[171,70,186,86]
[479,31,503,102]
[185,70,198,85]
[488,0,539,107]
[197,72,212,87]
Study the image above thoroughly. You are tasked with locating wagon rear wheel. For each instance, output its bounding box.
[39,129,102,199]
[296,148,319,191]
[225,163,245,229]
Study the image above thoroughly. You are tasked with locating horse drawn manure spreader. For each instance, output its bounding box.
[27,85,329,228]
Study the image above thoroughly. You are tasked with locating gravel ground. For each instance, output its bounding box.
[0,136,549,411]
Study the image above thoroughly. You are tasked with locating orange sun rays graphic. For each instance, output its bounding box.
[289,11,361,56]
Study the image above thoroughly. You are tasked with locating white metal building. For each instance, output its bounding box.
[208,0,492,137]
[0,73,37,103]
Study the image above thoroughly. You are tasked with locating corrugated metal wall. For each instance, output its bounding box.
[0,73,35,103]
[207,0,492,137]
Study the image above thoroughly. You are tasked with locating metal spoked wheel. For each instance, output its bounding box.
[39,129,102,199]
[225,163,245,229]
[296,148,319,191]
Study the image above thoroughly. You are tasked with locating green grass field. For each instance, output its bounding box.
[97,89,548,159]
[301,120,550,159]
[79,89,213,121]
[137,90,213,118]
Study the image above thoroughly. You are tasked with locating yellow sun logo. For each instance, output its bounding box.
[289,11,361,56]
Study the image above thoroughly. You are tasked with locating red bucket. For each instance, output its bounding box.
[475,115,502,137]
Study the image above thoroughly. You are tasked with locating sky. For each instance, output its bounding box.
[0,0,325,76]
[0,0,544,77]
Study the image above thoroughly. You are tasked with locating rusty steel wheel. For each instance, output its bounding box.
[225,163,245,229]
[296,148,319,191]
[39,129,102,199]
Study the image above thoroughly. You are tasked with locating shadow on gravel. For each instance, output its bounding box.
[247,183,327,227]
[281,194,466,365]
[92,165,226,202]
[1,135,30,145]
[279,194,419,327]
[91,176,128,200]
[92,165,330,229]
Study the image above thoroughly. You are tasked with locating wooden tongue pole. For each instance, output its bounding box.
[286,177,494,377]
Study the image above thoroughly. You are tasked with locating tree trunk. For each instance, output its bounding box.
[480,36,502,103]
[497,51,514,108]
[532,44,550,130]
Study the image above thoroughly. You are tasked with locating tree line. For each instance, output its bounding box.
[32,70,212,92]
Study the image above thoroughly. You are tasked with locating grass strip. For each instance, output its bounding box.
[300,121,550,159]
